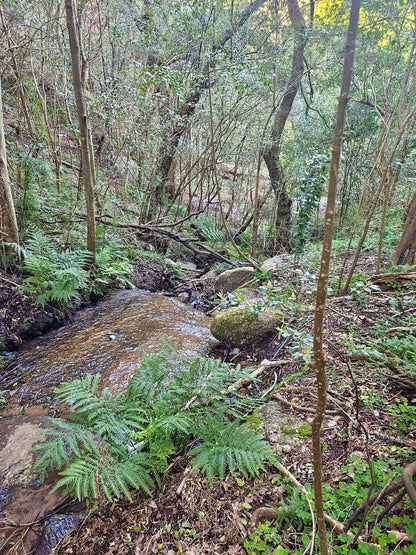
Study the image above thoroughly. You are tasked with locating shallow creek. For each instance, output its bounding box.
[0,289,213,554]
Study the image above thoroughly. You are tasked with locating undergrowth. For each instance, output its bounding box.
[245,458,416,554]
[32,347,277,502]
[9,229,133,305]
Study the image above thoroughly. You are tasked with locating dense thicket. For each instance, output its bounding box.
[0,0,415,265]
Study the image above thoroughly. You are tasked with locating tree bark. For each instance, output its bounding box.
[0,75,19,246]
[311,2,360,554]
[65,0,96,261]
[393,190,416,265]
[262,0,307,250]
[151,0,267,213]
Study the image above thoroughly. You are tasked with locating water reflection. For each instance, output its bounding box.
[12,290,212,406]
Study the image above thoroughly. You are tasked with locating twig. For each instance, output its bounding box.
[271,391,338,415]
[261,371,278,398]
[0,275,20,287]
[226,359,300,392]
[276,462,316,555]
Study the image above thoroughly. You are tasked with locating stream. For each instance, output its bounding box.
[0,289,213,554]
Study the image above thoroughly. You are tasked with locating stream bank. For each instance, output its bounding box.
[0,268,219,554]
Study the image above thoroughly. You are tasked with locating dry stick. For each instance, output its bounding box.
[311,3,361,553]
[227,359,296,392]
[276,463,316,555]
[94,215,239,267]
[0,275,20,287]
[271,391,339,416]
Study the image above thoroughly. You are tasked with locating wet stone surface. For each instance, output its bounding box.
[7,290,213,408]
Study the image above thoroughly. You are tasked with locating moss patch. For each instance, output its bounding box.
[210,305,284,347]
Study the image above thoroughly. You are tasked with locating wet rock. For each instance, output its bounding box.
[34,513,82,555]
[210,304,283,347]
[0,418,47,486]
[214,267,255,294]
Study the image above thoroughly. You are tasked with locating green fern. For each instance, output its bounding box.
[32,350,274,503]
[191,413,277,485]
[91,241,134,295]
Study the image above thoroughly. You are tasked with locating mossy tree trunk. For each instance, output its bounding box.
[262,0,307,251]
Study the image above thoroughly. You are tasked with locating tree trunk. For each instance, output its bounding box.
[311,2,360,553]
[65,0,96,261]
[0,76,19,246]
[151,0,267,215]
[262,0,307,250]
[393,190,416,265]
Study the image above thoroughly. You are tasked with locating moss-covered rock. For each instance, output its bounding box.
[210,304,284,347]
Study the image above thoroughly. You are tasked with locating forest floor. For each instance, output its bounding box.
[0,259,415,554]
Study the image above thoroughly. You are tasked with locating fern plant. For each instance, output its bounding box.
[90,240,134,295]
[10,230,134,305]
[32,349,277,502]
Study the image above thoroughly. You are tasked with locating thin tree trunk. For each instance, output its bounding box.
[312,2,360,554]
[151,0,267,213]
[65,0,96,261]
[262,0,307,250]
[393,189,416,265]
[0,76,19,247]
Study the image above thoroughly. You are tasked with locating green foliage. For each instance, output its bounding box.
[293,153,329,256]
[361,388,416,435]
[32,350,276,502]
[10,230,133,305]
[16,153,55,228]
[0,390,6,407]
[244,519,290,554]
[15,229,89,305]
[191,413,276,485]
[90,241,134,295]
[246,457,415,554]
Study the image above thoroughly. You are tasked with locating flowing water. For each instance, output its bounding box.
[10,289,213,407]
[0,289,213,553]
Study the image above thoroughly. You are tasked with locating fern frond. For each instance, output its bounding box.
[153,412,193,437]
[32,419,95,481]
[52,454,99,501]
[191,416,277,485]
[52,449,156,502]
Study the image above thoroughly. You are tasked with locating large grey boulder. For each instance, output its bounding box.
[210,304,284,347]
[215,267,255,294]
